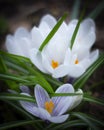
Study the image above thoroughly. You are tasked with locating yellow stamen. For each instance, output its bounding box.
[45,101,54,114]
[51,60,59,69]
[75,59,79,64]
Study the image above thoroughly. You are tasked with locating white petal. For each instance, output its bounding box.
[67,19,78,41]
[64,48,72,64]
[52,65,70,78]
[68,64,85,78]
[69,89,83,110]
[48,114,69,123]
[20,86,30,94]
[39,21,51,38]
[15,38,31,57]
[52,84,74,116]
[20,101,40,117]
[14,27,30,39]
[31,26,44,49]
[42,53,53,74]
[35,84,50,108]
[41,14,57,28]
[89,49,99,65]
[5,35,23,56]
[30,48,47,73]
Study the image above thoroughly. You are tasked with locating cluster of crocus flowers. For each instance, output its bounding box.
[20,84,83,123]
[5,14,99,79]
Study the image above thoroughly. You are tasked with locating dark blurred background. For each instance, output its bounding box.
[0,0,104,129]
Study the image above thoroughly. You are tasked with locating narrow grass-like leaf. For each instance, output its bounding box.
[5,101,34,120]
[0,120,42,130]
[88,0,104,20]
[74,53,104,89]
[0,50,30,63]
[0,73,30,83]
[51,92,83,97]
[89,80,104,90]
[0,93,35,102]
[83,94,104,106]
[70,0,80,19]
[39,13,67,51]
[72,112,100,130]
[5,60,29,74]
[72,112,104,128]
[70,1,87,49]
[45,119,86,130]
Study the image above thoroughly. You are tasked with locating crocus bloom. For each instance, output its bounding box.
[20,84,83,123]
[30,14,71,78]
[65,18,99,77]
[30,15,99,78]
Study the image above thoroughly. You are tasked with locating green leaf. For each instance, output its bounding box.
[0,93,35,102]
[0,120,42,130]
[70,0,80,19]
[39,13,68,51]
[83,94,104,106]
[72,112,101,130]
[88,0,104,20]
[5,101,34,120]
[0,73,30,83]
[51,92,83,97]
[70,1,87,49]
[72,112,104,128]
[74,53,104,89]
[45,119,86,130]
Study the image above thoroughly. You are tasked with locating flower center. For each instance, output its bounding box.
[75,59,79,64]
[45,100,54,114]
[51,60,59,69]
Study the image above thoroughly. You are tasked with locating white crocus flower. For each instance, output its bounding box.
[30,14,72,78]
[20,84,83,123]
[65,18,99,78]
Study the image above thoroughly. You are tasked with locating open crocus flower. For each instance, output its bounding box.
[20,84,83,123]
[64,18,99,78]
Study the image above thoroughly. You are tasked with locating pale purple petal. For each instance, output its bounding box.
[48,114,69,123]
[20,101,40,117]
[35,84,50,108]
[52,84,74,116]
[38,107,51,120]
[20,86,30,94]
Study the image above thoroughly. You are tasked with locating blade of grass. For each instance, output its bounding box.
[88,0,104,20]
[72,112,104,128]
[45,119,86,130]
[0,93,35,102]
[70,0,80,19]
[71,112,100,130]
[5,101,34,120]
[0,120,42,130]
[39,13,68,51]
[83,94,104,106]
